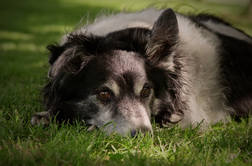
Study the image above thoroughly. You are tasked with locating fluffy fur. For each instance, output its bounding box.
[31,8,252,137]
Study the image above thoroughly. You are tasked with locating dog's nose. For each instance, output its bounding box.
[130,127,151,138]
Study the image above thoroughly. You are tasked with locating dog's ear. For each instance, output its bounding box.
[47,35,99,78]
[147,8,178,65]
[46,45,92,78]
[148,9,184,125]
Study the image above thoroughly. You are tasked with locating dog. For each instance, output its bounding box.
[31,8,252,137]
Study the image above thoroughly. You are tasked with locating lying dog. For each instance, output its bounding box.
[31,8,252,137]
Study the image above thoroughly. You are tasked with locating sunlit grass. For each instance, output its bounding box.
[0,42,45,52]
[0,31,34,41]
[28,25,73,34]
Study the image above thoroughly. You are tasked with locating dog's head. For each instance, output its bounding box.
[43,9,184,136]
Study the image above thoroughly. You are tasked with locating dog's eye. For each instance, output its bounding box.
[98,91,111,100]
[141,87,150,97]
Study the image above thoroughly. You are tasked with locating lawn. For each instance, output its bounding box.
[0,0,252,165]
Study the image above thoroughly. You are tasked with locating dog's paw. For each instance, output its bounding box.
[30,111,50,126]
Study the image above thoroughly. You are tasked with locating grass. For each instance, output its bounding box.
[0,0,252,165]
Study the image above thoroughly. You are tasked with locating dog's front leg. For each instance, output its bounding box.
[30,111,52,126]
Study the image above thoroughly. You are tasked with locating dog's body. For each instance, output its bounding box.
[31,8,252,136]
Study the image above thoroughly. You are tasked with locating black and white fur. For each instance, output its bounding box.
[31,8,252,137]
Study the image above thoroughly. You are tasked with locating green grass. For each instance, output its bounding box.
[0,0,252,165]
